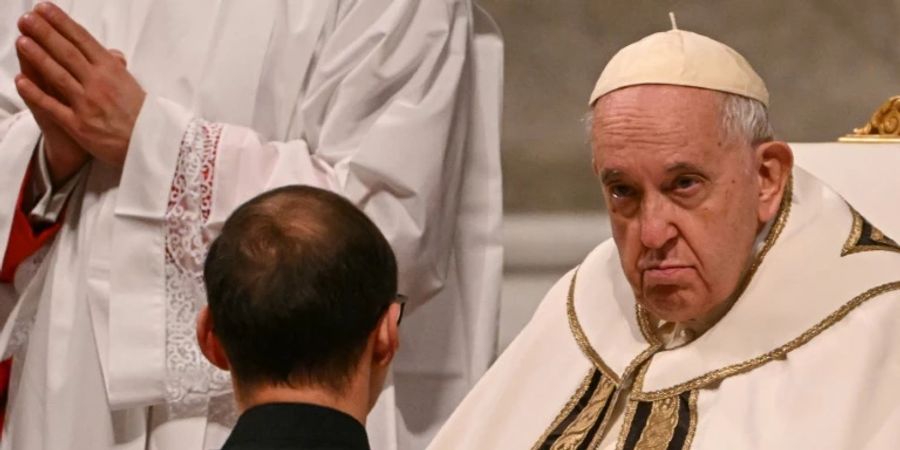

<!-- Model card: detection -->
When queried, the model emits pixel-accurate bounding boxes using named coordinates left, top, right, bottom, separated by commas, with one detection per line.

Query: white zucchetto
left=589, top=29, right=769, bottom=106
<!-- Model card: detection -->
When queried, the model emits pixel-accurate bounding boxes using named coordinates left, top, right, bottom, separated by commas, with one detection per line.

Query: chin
left=641, top=288, right=709, bottom=323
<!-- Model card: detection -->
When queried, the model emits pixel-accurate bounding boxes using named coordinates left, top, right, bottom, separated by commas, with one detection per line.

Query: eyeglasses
left=380, top=294, right=407, bottom=325
left=393, top=294, right=407, bottom=325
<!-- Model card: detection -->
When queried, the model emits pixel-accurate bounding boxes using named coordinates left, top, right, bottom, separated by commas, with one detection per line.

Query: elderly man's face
left=592, top=85, right=763, bottom=323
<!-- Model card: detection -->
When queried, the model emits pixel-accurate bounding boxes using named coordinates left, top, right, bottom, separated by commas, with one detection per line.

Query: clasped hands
left=14, top=2, right=145, bottom=186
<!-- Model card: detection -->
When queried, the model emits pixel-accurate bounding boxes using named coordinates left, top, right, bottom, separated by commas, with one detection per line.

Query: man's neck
left=237, top=382, right=369, bottom=426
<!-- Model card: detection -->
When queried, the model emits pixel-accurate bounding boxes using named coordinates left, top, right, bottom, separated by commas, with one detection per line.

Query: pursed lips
left=640, top=263, right=694, bottom=284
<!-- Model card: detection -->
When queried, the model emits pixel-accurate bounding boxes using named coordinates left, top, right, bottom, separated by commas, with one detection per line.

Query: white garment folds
left=0, top=1, right=503, bottom=449
left=430, top=167, right=900, bottom=450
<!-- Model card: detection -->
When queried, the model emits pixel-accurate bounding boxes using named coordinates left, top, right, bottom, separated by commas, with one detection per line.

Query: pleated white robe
left=0, top=1, right=503, bottom=449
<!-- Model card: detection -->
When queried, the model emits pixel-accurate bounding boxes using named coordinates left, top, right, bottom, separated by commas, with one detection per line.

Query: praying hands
left=14, top=2, right=145, bottom=184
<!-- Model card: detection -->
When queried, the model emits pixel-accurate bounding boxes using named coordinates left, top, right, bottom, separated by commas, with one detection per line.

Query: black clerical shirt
left=221, top=403, right=370, bottom=450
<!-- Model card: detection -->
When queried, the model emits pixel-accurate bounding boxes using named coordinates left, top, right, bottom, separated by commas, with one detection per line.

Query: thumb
left=108, top=49, right=127, bottom=68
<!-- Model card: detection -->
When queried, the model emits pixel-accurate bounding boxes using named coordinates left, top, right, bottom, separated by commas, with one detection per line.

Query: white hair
left=584, top=92, right=775, bottom=147
left=720, top=93, right=774, bottom=146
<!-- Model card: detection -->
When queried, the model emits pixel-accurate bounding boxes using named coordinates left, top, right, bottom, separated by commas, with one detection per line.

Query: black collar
left=222, top=402, right=370, bottom=450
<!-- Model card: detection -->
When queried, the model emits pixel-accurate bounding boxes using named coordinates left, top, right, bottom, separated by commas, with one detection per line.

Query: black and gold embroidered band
left=843, top=209, right=900, bottom=256
left=620, top=390, right=697, bottom=450
left=534, top=369, right=617, bottom=450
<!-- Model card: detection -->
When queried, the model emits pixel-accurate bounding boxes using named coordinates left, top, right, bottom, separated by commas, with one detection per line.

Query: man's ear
left=372, top=304, right=400, bottom=368
left=196, top=306, right=230, bottom=371
left=755, top=141, right=793, bottom=224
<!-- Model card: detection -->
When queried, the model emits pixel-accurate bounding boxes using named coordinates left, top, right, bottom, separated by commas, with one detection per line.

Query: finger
left=16, top=36, right=83, bottom=102
left=18, top=53, right=50, bottom=95
left=17, top=39, right=69, bottom=103
left=14, top=74, right=78, bottom=131
left=17, top=46, right=42, bottom=83
left=108, top=49, right=127, bottom=68
left=18, top=12, right=91, bottom=81
left=19, top=51, right=66, bottom=104
left=33, top=2, right=108, bottom=64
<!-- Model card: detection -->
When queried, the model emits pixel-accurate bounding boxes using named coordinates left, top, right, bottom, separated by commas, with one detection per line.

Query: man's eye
left=609, top=185, right=636, bottom=199
left=673, top=176, right=700, bottom=191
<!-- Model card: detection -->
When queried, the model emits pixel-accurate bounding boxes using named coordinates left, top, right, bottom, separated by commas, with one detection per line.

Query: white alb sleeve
left=26, top=140, right=87, bottom=224
left=107, top=0, right=473, bottom=417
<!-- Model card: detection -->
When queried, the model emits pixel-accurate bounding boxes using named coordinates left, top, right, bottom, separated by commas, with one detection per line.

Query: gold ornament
left=840, top=96, right=900, bottom=143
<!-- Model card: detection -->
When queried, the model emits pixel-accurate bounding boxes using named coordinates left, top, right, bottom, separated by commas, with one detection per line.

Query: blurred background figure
left=198, top=186, right=402, bottom=450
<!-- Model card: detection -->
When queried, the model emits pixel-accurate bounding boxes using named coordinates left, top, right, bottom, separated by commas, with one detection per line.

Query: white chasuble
left=429, top=167, right=900, bottom=450
left=0, top=1, right=503, bottom=449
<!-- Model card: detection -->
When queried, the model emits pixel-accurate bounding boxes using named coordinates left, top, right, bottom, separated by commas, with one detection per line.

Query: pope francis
left=429, top=27, right=900, bottom=450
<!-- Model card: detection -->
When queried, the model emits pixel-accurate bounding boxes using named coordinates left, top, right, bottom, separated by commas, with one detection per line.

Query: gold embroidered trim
left=616, top=365, right=699, bottom=450
left=615, top=395, right=641, bottom=450
left=842, top=208, right=865, bottom=255
left=632, top=281, right=900, bottom=401
left=682, top=390, right=699, bottom=450
left=740, top=174, right=794, bottom=292
left=636, top=304, right=661, bottom=345
left=620, top=344, right=661, bottom=392
left=635, top=175, right=793, bottom=344
left=844, top=208, right=864, bottom=248
left=567, top=268, right=621, bottom=383
left=551, top=376, right=617, bottom=450
left=842, top=208, right=900, bottom=256
left=611, top=362, right=652, bottom=450
left=586, top=388, right=623, bottom=449
left=632, top=355, right=651, bottom=391
left=634, top=395, right=679, bottom=450
left=531, top=370, right=598, bottom=450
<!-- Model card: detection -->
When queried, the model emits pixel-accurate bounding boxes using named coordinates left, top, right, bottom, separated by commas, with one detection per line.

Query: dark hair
left=203, top=185, right=398, bottom=392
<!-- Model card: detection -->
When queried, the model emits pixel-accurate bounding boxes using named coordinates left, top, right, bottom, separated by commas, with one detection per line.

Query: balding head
left=202, top=185, right=398, bottom=394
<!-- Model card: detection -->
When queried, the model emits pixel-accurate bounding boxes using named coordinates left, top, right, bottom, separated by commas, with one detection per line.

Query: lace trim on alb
left=163, top=119, right=235, bottom=422
left=2, top=244, right=50, bottom=360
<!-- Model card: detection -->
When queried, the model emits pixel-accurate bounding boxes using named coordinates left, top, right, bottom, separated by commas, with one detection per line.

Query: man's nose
left=639, top=198, right=678, bottom=250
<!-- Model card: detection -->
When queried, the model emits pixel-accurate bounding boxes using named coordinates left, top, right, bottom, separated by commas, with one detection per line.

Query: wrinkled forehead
left=591, top=85, right=728, bottom=163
